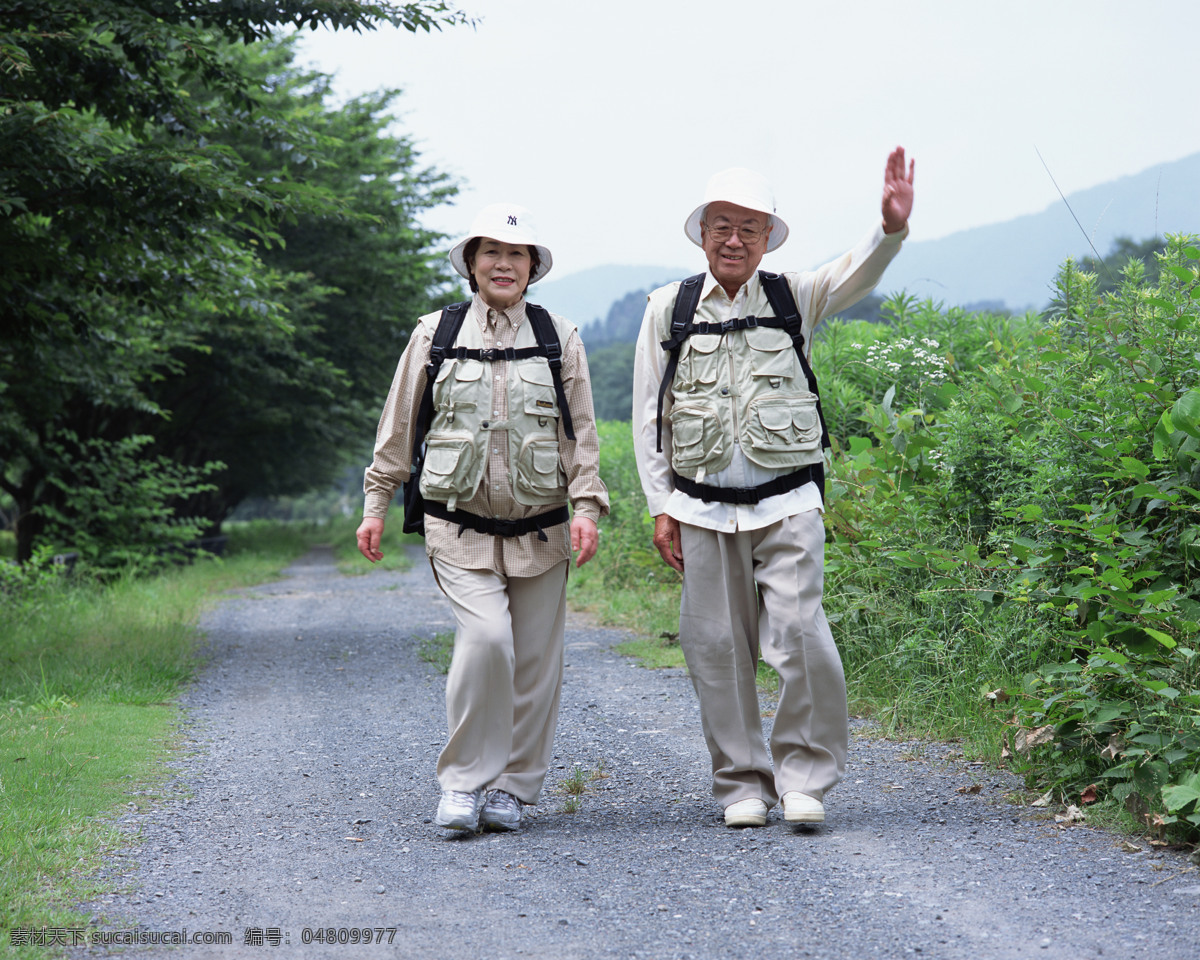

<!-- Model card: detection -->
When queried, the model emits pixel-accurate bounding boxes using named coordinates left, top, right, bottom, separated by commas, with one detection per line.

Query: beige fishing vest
left=669, top=324, right=824, bottom=483
left=417, top=311, right=570, bottom=510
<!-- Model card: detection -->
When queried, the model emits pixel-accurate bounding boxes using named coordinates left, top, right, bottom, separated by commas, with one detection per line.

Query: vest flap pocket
left=420, top=435, right=476, bottom=498
left=517, top=362, right=554, bottom=386
left=531, top=443, right=559, bottom=476
left=515, top=438, right=565, bottom=500
left=684, top=334, right=722, bottom=355
left=680, top=334, right=722, bottom=386
left=434, top=359, right=482, bottom=415
left=745, top=396, right=821, bottom=455
left=519, top=361, right=559, bottom=417
left=758, top=402, right=794, bottom=432
left=669, top=404, right=723, bottom=470
left=747, top=335, right=797, bottom=379
left=449, top=359, right=484, bottom=381
left=792, top=401, right=821, bottom=440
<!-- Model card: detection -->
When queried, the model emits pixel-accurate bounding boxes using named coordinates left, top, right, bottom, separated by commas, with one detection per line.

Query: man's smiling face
left=700, top=201, right=772, bottom=296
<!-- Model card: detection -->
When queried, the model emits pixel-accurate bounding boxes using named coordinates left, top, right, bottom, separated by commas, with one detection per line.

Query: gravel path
left=77, top=545, right=1200, bottom=959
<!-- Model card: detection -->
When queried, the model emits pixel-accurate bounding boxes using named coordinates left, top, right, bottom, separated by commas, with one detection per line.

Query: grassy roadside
left=329, top=515, right=421, bottom=576
left=0, top=518, right=400, bottom=958
left=568, top=556, right=1014, bottom=757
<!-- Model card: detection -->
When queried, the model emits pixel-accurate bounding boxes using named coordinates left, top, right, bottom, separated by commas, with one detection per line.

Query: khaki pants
left=431, top=558, right=568, bottom=804
left=678, top=510, right=848, bottom=807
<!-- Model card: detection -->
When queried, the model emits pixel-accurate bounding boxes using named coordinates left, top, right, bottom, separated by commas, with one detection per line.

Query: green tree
left=0, top=1, right=466, bottom=562
left=127, top=37, right=459, bottom=530
left=587, top=342, right=636, bottom=421
left=1078, top=235, right=1166, bottom=296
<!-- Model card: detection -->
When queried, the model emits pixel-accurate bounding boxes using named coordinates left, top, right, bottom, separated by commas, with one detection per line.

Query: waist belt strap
left=671, top=464, right=824, bottom=505
left=422, top=501, right=570, bottom=542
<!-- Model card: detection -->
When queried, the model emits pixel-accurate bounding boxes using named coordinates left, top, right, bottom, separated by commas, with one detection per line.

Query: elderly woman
left=356, top=203, right=608, bottom=832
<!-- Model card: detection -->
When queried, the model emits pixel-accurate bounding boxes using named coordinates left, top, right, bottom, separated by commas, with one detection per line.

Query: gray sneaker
left=434, top=789, right=484, bottom=831
left=480, top=790, right=523, bottom=831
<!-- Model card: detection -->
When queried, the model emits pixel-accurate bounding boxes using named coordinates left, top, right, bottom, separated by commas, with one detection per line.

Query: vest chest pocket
left=517, top=362, right=559, bottom=419
left=745, top=396, right=821, bottom=453
left=679, top=334, right=722, bottom=391
left=669, top=403, right=724, bottom=472
left=515, top=438, right=565, bottom=499
left=434, top=359, right=483, bottom=418
left=419, top=435, right=477, bottom=500
left=747, top=331, right=799, bottom=382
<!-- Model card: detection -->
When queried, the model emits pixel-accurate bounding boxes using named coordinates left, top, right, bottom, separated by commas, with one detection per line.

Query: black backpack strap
left=413, top=301, right=470, bottom=462
left=525, top=303, right=575, bottom=441
left=403, top=300, right=470, bottom=536
left=759, top=271, right=830, bottom=451
left=656, top=273, right=705, bottom=452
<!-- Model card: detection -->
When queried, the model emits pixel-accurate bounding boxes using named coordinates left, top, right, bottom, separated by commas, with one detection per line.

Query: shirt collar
left=700, top=269, right=761, bottom=305
left=472, top=292, right=525, bottom=331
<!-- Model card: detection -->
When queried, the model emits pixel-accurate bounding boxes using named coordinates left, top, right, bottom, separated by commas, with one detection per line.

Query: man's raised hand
left=882, top=146, right=915, bottom=234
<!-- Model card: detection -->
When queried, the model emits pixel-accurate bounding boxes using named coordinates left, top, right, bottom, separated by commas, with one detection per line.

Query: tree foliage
left=1077, top=235, right=1167, bottom=297
left=822, top=239, right=1200, bottom=837
left=1, top=2, right=465, bottom=563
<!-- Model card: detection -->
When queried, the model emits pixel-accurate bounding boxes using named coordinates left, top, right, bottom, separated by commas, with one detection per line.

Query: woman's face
left=470, top=239, right=532, bottom=311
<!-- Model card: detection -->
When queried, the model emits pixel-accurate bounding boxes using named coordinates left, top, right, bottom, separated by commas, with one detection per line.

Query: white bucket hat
left=683, top=167, right=789, bottom=253
left=448, top=202, right=554, bottom=285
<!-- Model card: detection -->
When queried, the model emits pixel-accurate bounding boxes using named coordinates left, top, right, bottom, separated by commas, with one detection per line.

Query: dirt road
left=77, top=547, right=1200, bottom=959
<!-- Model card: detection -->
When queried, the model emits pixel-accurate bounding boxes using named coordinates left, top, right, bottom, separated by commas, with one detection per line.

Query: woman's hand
left=356, top=516, right=385, bottom=562
left=571, top=516, right=599, bottom=567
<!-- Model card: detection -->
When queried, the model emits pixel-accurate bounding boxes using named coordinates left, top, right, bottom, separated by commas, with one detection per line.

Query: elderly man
left=632, top=148, right=914, bottom=827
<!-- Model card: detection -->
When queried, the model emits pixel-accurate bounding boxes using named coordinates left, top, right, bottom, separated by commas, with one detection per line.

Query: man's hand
left=570, top=516, right=599, bottom=568
left=882, top=145, right=915, bottom=234
left=356, top=516, right=385, bottom=562
left=653, top=514, right=684, bottom=573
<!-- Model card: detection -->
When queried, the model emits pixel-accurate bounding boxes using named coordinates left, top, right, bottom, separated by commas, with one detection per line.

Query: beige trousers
left=678, top=509, right=848, bottom=807
left=431, top=558, right=568, bottom=804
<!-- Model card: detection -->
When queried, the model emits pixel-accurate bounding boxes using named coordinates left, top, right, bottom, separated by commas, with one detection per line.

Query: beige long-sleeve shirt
left=364, top=293, right=609, bottom=576
left=632, top=222, right=906, bottom=533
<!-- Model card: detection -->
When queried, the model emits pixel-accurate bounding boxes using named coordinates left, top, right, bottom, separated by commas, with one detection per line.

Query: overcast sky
left=294, top=0, right=1200, bottom=279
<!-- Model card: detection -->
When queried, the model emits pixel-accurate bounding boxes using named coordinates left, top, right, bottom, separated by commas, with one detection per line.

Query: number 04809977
left=301, top=928, right=396, bottom=945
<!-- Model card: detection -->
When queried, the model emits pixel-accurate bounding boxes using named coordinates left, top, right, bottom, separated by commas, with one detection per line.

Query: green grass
left=557, top=761, right=609, bottom=814
left=0, top=522, right=325, bottom=959
left=324, top=514, right=420, bottom=575
left=1, top=701, right=176, bottom=949
left=417, top=630, right=455, bottom=675
left=566, top=560, right=686, bottom=669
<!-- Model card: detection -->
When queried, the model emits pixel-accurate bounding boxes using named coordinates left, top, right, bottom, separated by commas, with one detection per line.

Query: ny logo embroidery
left=507, top=215, right=518, bottom=226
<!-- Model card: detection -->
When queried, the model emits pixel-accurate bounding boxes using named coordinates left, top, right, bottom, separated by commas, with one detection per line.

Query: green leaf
left=882, top=384, right=896, bottom=417
left=1171, top=388, right=1200, bottom=439
left=1118, top=457, right=1150, bottom=479
left=1142, top=627, right=1177, bottom=649
left=1161, top=774, right=1200, bottom=814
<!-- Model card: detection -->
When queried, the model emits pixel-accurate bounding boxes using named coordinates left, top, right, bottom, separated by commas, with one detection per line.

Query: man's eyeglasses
left=703, top=221, right=768, bottom=244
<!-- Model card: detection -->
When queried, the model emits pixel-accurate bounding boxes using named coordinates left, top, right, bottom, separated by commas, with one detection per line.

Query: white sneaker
left=782, top=790, right=825, bottom=823
left=724, top=798, right=768, bottom=827
left=480, top=790, right=523, bottom=831
left=434, top=789, right=484, bottom=831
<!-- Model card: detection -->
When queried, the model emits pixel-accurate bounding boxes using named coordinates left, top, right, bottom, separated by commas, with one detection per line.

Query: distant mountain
left=878, top=152, right=1200, bottom=309
left=530, top=153, right=1200, bottom=338
left=529, top=264, right=688, bottom=330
